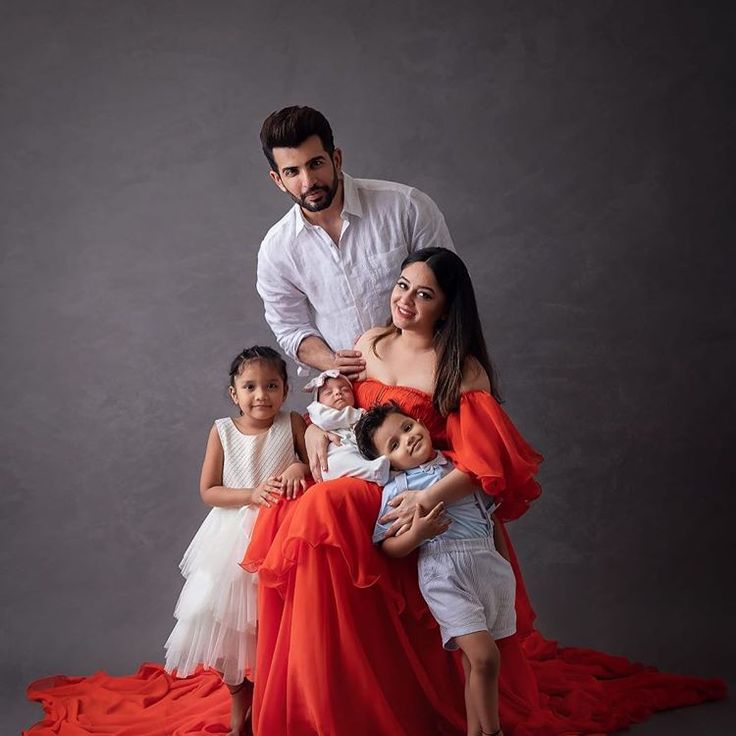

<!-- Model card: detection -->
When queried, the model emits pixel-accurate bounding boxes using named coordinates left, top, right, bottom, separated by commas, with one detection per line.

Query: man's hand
left=305, top=423, right=342, bottom=483
left=332, top=349, right=365, bottom=380
left=296, top=337, right=364, bottom=377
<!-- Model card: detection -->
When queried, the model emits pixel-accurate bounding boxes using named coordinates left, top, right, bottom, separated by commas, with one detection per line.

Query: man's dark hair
left=354, top=401, right=405, bottom=460
left=260, top=106, right=335, bottom=172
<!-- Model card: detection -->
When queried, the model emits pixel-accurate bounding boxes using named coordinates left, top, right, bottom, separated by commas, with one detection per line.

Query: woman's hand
left=305, top=423, right=342, bottom=483
left=379, top=491, right=428, bottom=537
left=251, top=478, right=284, bottom=508
left=278, top=462, right=310, bottom=500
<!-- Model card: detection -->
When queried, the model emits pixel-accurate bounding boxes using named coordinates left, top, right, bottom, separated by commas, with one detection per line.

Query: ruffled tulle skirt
left=165, top=505, right=258, bottom=685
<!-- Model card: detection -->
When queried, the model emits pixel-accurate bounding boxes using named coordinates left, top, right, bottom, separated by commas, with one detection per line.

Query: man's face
left=269, top=135, right=342, bottom=213
left=372, top=412, right=434, bottom=471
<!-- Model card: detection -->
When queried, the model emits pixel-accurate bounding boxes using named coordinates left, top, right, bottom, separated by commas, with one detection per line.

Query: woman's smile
left=394, top=302, right=415, bottom=320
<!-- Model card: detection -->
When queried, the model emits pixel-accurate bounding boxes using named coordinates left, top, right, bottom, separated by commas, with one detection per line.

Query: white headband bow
left=303, top=369, right=351, bottom=399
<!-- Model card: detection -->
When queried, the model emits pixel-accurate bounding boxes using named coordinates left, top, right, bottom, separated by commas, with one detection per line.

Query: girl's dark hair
left=354, top=401, right=405, bottom=460
left=228, top=346, right=288, bottom=388
left=372, top=247, right=501, bottom=416
left=260, top=106, right=335, bottom=172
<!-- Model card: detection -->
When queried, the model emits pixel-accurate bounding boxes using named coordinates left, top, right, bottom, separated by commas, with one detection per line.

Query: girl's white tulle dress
left=164, top=411, right=296, bottom=685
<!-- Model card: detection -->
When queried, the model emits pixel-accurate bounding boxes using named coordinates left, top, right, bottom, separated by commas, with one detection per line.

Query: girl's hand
left=305, top=423, right=342, bottom=483
left=379, top=491, right=427, bottom=538
left=252, top=477, right=284, bottom=508
left=413, top=502, right=451, bottom=543
left=279, top=462, right=309, bottom=500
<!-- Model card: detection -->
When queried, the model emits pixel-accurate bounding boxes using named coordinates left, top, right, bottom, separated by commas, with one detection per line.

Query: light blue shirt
left=372, top=452, right=495, bottom=545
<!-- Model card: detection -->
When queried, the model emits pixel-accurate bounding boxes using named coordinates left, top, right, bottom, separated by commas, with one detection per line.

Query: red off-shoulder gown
left=241, top=381, right=725, bottom=735
left=24, top=381, right=725, bottom=735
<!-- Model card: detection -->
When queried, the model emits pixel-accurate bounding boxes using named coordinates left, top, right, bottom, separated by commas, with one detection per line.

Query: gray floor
left=9, top=676, right=733, bottom=735
left=628, top=696, right=735, bottom=736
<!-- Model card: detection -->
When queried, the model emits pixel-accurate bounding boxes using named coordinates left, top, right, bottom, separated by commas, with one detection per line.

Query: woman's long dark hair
left=372, top=247, right=501, bottom=416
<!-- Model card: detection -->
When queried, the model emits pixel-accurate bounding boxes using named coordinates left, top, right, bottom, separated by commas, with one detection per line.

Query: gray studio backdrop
left=2, top=1, right=734, bottom=732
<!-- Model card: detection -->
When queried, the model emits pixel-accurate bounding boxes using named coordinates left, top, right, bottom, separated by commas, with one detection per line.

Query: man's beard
left=289, top=166, right=340, bottom=213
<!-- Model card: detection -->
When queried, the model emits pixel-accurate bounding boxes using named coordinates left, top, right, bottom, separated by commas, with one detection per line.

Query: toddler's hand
left=252, top=477, right=284, bottom=508
left=380, top=491, right=425, bottom=537
left=413, top=502, right=451, bottom=543
left=278, top=462, right=309, bottom=500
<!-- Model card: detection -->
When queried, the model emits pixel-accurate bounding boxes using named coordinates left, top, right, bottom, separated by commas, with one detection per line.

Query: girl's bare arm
left=199, top=425, right=282, bottom=508
left=290, top=411, right=310, bottom=465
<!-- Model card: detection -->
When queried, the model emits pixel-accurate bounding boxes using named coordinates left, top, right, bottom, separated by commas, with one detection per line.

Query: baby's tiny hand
left=279, top=462, right=309, bottom=500
left=413, top=502, right=451, bottom=542
left=252, top=477, right=284, bottom=508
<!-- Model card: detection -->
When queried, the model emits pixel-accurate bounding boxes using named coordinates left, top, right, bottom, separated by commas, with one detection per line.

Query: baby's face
left=317, top=377, right=355, bottom=410
left=372, top=412, right=434, bottom=471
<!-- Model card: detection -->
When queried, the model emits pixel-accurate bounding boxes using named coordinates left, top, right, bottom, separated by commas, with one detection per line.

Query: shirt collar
left=293, top=204, right=308, bottom=237
left=341, top=173, right=363, bottom=218
left=418, top=451, right=447, bottom=472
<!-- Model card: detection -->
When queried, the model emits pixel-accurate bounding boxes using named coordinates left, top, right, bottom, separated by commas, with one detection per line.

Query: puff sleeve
left=445, top=391, right=543, bottom=522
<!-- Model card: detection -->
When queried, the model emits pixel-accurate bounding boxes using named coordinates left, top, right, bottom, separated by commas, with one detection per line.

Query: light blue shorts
left=418, top=536, right=516, bottom=650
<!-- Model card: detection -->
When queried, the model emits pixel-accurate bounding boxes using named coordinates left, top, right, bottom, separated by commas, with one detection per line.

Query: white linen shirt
left=257, top=173, right=455, bottom=368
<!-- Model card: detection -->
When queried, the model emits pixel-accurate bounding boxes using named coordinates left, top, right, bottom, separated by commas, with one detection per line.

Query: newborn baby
left=304, top=370, right=390, bottom=484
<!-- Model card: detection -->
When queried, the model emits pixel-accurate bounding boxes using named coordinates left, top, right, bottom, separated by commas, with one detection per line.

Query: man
left=256, top=106, right=455, bottom=377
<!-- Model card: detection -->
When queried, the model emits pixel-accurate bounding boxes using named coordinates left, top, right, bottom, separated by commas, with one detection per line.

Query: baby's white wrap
left=306, top=402, right=390, bottom=485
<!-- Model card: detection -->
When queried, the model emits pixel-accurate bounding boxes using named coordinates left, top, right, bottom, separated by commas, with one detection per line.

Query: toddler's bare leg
left=461, top=651, right=481, bottom=736
left=454, top=631, right=501, bottom=736
left=226, top=679, right=254, bottom=736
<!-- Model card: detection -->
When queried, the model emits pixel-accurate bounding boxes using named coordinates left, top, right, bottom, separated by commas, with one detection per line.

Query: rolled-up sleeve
left=406, top=188, right=456, bottom=253
left=256, top=248, right=320, bottom=363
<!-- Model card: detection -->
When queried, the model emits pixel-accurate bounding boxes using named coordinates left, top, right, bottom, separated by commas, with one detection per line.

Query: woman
left=244, top=248, right=724, bottom=735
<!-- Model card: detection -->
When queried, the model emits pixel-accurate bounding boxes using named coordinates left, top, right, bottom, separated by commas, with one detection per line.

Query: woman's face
left=390, top=261, right=447, bottom=334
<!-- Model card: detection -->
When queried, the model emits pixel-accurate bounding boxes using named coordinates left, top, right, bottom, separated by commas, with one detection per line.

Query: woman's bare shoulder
left=460, top=357, right=491, bottom=393
left=354, top=326, right=390, bottom=353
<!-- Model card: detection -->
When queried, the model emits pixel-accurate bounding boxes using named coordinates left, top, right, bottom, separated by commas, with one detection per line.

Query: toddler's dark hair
left=228, top=346, right=288, bottom=388
left=354, top=401, right=406, bottom=460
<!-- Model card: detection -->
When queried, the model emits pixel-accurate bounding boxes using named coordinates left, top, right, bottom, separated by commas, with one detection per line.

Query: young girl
left=164, top=346, right=309, bottom=736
